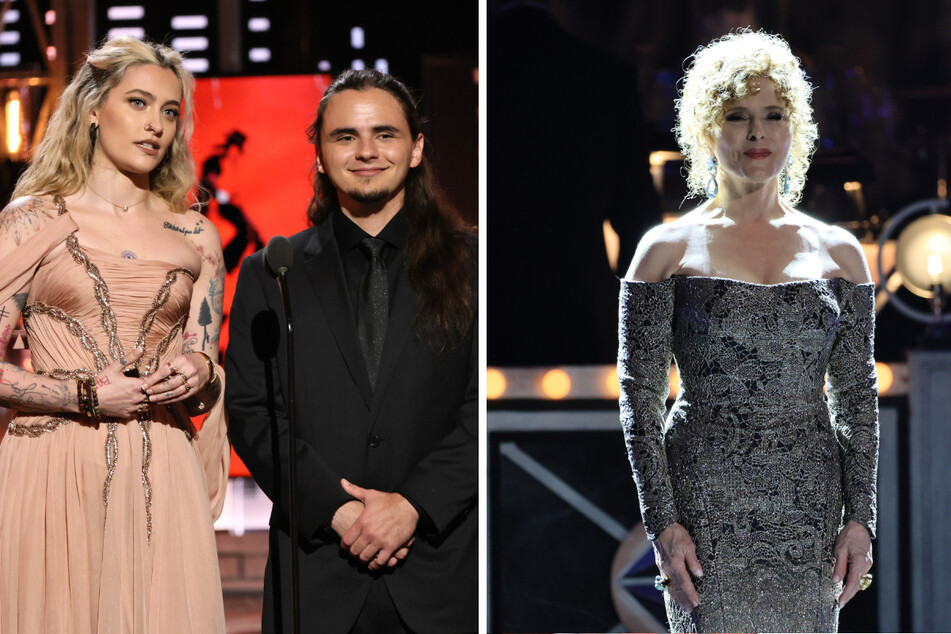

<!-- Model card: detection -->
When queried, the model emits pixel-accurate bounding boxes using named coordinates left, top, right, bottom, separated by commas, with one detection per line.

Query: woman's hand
left=654, top=521, right=704, bottom=612
left=833, top=520, right=873, bottom=608
left=141, top=352, right=212, bottom=405
left=94, top=347, right=147, bottom=418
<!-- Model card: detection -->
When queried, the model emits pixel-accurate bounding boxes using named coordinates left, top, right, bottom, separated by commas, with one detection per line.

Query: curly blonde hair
left=675, top=29, right=818, bottom=205
left=13, top=36, right=196, bottom=210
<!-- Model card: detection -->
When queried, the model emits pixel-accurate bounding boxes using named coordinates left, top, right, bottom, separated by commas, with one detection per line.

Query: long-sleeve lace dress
left=618, top=276, right=878, bottom=633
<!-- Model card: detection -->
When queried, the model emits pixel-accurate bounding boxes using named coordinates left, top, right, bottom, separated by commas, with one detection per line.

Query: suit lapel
left=301, top=218, right=373, bottom=409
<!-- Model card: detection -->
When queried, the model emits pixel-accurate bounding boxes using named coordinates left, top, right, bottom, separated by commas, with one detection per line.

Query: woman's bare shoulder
left=794, top=211, right=871, bottom=284
left=624, top=209, right=705, bottom=282
left=0, top=195, right=60, bottom=246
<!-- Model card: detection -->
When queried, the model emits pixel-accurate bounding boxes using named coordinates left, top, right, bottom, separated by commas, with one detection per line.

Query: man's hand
left=340, top=478, right=419, bottom=571
left=330, top=499, right=364, bottom=536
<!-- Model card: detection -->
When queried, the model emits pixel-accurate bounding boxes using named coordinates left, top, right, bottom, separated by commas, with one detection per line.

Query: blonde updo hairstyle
left=675, top=29, right=818, bottom=205
left=13, top=36, right=196, bottom=210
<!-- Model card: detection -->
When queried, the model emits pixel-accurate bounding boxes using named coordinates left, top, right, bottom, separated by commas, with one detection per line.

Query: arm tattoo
left=0, top=324, right=11, bottom=351
left=12, top=293, right=27, bottom=312
left=195, top=244, right=225, bottom=353
left=0, top=198, right=51, bottom=245
left=182, top=330, right=199, bottom=354
left=0, top=365, right=74, bottom=412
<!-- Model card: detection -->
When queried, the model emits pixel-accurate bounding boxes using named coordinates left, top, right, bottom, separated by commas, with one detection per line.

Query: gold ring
left=181, top=374, right=191, bottom=393
left=168, top=365, right=181, bottom=376
left=654, top=575, right=671, bottom=592
left=859, top=573, right=872, bottom=591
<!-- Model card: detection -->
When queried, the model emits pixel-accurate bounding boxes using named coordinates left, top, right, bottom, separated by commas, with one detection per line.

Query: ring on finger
left=180, top=373, right=191, bottom=393
left=654, top=574, right=671, bottom=591
left=858, top=573, right=873, bottom=591
left=168, top=365, right=181, bottom=377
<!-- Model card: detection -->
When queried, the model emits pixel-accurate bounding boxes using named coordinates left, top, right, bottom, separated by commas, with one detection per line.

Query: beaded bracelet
left=76, top=377, right=100, bottom=419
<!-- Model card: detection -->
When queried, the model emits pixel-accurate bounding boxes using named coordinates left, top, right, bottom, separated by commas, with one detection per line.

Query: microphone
left=262, top=233, right=300, bottom=633
left=264, top=235, right=294, bottom=276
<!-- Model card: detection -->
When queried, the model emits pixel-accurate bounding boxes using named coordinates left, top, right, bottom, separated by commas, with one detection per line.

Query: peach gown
left=0, top=200, right=229, bottom=633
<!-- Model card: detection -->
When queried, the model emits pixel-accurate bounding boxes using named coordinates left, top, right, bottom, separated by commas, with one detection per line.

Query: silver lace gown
left=618, top=276, right=878, bottom=633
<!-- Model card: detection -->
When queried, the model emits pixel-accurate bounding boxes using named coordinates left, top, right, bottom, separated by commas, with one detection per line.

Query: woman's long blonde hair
left=675, top=29, right=818, bottom=206
left=13, top=36, right=196, bottom=210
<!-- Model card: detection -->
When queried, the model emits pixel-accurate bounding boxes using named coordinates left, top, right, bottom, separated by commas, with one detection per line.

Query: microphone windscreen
left=264, top=235, right=294, bottom=276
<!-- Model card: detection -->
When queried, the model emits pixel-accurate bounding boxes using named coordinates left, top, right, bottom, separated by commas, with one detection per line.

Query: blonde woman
left=618, top=30, right=877, bottom=632
left=0, top=37, right=228, bottom=632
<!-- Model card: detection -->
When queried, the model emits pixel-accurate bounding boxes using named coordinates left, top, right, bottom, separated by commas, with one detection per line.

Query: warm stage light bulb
left=895, top=214, right=951, bottom=297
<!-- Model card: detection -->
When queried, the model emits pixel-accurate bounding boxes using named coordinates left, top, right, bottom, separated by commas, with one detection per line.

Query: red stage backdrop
left=191, top=74, right=332, bottom=476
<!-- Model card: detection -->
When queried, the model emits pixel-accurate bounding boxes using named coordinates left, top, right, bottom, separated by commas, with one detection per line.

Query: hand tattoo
left=121, top=250, right=137, bottom=259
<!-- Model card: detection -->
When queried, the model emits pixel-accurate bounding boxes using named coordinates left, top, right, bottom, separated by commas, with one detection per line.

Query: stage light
left=0, top=32, right=19, bottom=45
left=182, top=58, right=209, bottom=73
left=374, top=59, right=389, bottom=74
left=895, top=214, right=951, bottom=297
left=171, top=37, right=209, bottom=52
left=0, top=52, right=21, bottom=67
left=107, top=27, right=145, bottom=39
left=878, top=198, right=951, bottom=330
left=46, top=46, right=56, bottom=61
left=541, top=369, right=571, bottom=400
left=248, top=48, right=271, bottom=63
left=45, top=10, right=55, bottom=25
left=351, top=59, right=365, bottom=71
left=3, top=9, right=19, bottom=23
left=6, top=91, right=21, bottom=154
left=318, top=60, right=331, bottom=72
left=487, top=368, right=506, bottom=400
left=171, top=15, right=208, bottom=30
left=351, top=27, right=365, bottom=50
left=875, top=362, right=893, bottom=393
left=248, top=18, right=270, bottom=32
left=668, top=366, right=680, bottom=397
left=605, top=368, right=620, bottom=399
left=107, top=6, right=144, bottom=21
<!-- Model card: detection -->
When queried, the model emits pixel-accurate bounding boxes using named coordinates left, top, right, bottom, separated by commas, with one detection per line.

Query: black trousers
left=348, top=578, right=414, bottom=634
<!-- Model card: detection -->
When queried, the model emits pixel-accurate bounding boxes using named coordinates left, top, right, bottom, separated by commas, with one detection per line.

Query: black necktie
left=357, top=237, right=388, bottom=388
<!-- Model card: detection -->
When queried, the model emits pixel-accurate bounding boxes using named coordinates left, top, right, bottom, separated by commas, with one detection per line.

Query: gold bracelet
left=195, top=351, right=219, bottom=388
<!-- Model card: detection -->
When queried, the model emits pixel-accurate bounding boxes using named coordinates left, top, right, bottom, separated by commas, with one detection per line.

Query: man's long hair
left=307, top=70, right=475, bottom=351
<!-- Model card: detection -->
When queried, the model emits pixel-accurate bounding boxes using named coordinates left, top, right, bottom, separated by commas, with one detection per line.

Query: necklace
left=85, top=184, right=150, bottom=213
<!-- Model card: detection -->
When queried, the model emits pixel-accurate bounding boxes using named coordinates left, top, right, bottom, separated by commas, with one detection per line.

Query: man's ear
left=410, top=133, right=424, bottom=168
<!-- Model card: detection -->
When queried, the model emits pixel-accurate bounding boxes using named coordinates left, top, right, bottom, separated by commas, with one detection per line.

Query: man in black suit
left=225, top=70, right=477, bottom=634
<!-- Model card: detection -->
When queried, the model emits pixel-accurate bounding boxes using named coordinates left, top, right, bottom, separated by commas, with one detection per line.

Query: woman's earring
left=782, top=155, right=792, bottom=196
left=89, top=122, right=99, bottom=144
left=705, top=156, right=718, bottom=198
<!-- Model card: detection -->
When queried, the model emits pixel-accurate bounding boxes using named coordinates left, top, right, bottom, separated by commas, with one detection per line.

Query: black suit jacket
left=225, top=213, right=477, bottom=634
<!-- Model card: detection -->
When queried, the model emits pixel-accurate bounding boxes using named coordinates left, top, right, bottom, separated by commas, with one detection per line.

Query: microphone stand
left=275, top=266, right=300, bottom=634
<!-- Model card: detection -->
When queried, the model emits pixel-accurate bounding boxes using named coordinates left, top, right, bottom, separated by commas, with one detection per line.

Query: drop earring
left=89, top=122, right=99, bottom=144
left=705, top=156, right=719, bottom=198
left=782, top=155, right=792, bottom=196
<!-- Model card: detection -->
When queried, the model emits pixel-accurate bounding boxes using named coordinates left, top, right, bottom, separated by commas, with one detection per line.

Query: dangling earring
left=782, top=155, right=792, bottom=196
left=705, top=156, right=719, bottom=198
left=89, top=122, right=99, bottom=144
